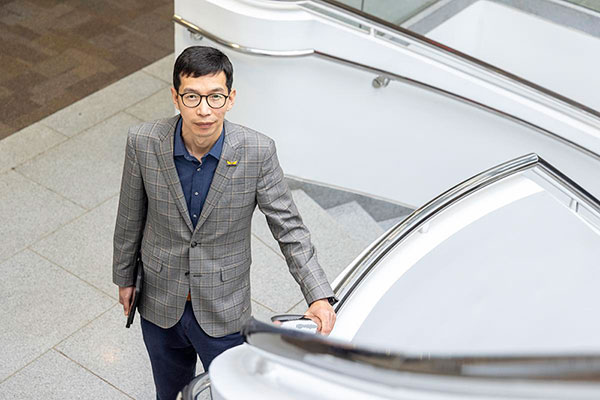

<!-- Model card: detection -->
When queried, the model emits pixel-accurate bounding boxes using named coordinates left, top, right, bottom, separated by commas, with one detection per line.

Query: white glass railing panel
left=335, top=0, right=440, bottom=25
left=320, top=0, right=600, bottom=112
left=424, top=0, right=600, bottom=112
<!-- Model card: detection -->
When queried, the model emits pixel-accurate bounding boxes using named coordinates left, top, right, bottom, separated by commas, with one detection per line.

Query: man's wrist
left=326, top=296, right=338, bottom=306
left=312, top=296, right=338, bottom=306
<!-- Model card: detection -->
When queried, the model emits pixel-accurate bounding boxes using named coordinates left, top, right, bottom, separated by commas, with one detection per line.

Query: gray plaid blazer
left=113, top=116, right=334, bottom=337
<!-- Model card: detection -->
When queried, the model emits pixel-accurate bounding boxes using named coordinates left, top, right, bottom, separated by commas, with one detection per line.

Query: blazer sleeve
left=256, top=139, right=334, bottom=305
left=112, top=129, right=147, bottom=287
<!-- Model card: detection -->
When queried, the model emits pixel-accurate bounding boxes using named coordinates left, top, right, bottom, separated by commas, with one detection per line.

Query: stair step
left=252, top=189, right=365, bottom=283
left=326, top=201, right=384, bottom=248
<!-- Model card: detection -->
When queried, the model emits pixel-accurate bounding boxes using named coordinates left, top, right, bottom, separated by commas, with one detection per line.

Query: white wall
left=175, top=0, right=600, bottom=207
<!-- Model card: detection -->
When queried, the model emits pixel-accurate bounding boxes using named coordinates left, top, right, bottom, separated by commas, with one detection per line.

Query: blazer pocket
left=143, top=255, right=163, bottom=273
left=220, top=259, right=250, bottom=282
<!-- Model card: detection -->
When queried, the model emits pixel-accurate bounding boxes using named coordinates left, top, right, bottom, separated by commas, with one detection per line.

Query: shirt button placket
left=191, top=159, right=201, bottom=222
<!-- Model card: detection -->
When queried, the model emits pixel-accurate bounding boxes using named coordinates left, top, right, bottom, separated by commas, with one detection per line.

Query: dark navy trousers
left=141, top=301, right=244, bottom=400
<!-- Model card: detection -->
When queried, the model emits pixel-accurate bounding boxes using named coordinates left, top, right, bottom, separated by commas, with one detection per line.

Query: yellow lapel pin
left=226, top=160, right=238, bottom=166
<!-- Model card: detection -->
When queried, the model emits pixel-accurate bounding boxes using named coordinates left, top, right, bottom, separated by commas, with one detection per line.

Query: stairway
left=249, top=183, right=414, bottom=321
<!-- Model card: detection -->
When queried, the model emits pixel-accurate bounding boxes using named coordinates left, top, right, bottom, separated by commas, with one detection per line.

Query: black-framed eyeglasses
left=178, top=92, right=229, bottom=109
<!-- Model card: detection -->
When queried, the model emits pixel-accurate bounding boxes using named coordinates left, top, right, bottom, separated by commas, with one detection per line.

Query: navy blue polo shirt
left=173, top=117, right=224, bottom=229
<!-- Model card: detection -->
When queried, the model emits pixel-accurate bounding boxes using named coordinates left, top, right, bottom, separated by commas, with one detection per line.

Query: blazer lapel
left=194, top=121, right=240, bottom=233
left=156, top=117, right=194, bottom=233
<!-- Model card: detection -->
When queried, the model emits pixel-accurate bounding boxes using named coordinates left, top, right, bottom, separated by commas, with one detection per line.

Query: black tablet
left=126, top=258, right=144, bottom=328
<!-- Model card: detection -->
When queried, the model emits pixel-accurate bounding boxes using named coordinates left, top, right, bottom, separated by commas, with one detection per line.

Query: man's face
left=171, top=71, right=236, bottom=141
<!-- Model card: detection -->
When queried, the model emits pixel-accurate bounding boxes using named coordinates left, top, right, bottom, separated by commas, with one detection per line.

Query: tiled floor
left=0, top=0, right=173, bottom=140
left=0, top=46, right=375, bottom=397
left=0, top=54, right=306, bottom=399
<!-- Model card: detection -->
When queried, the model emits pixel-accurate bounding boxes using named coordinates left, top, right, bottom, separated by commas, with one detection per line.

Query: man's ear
left=226, top=89, right=237, bottom=111
left=171, top=87, right=180, bottom=112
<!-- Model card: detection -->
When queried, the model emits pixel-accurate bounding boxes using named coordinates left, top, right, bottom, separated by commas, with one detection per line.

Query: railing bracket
left=188, top=30, right=204, bottom=41
left=372, top=75, right=390, bottom=88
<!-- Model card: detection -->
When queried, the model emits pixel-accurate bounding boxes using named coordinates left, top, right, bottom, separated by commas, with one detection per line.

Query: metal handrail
left=243, top=318, right=600, bottom=381
left=172, top=14, right=600, bottom=162
left=173, top=14, right=313, bottom=57
left=333, top=152, right=536, bottom=306
left=274, top=0, right=600, bottom=121
left=332, top=152, right=600, bottom=309
left=240, top=155, right=600, bottom=380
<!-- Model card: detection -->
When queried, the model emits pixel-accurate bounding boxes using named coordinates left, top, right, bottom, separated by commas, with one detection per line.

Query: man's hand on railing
left=304, top=298, right=336, bottom=335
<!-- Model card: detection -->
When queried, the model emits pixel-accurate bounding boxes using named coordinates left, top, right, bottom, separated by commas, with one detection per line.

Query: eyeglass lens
left=181, top=93, right=227, bottom=109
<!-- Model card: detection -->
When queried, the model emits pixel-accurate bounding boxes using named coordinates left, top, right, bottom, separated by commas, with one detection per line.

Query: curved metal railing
left=243, top=317, right=600, bottom=381
left=241, top=152, right=600, bottom=380
left=331, top=152, right=600, bottom=310
left=172, top=14, right=600, bottom=162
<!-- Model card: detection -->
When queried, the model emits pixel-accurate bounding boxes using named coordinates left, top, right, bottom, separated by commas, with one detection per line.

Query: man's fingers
left=314, top=317, right=323, bottom=333
left=320, top=312, right=335, bottom=335
left=304, top=300, right=337, bottom=335
left=314, top=309, right=336, bottom=335
left=305, top=313, right=322, bottom=332
left=122, top=295, right=130, bottom=316
left=118, top=286, right=135, bottom=316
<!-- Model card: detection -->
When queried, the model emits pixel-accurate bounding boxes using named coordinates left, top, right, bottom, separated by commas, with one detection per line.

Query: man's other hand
left=304, top=299, right=336, bottom=335
left=119, top=286, right=136, bottom=316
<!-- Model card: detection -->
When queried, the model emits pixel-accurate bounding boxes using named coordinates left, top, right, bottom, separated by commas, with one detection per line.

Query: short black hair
left=173, top=46, right=234, bottom=92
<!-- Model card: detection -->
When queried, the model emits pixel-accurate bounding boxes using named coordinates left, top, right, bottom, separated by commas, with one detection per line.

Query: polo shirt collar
left=174, top=116, right=225, bottom=160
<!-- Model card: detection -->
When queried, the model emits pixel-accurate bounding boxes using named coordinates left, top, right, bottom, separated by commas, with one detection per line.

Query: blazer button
left=191, top=241, right=198, bottom=248
left=184, top=271, right=190, bottom=276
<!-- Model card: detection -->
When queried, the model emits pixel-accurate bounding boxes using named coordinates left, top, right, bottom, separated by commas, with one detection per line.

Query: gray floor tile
left=291, top=190, right=366, bottom=282
left=40, top=70, right=167, bottom=137
left=0, top=123, right=67, bottom=174
left=55, top=304, right=201, bottom=399
left=0, top=350, right=129, bottom=400
left=0, top=250, right=115, bottom=382
left=31, top=196, right=120, bottom=299
left=142, top=53, right=175, bottom=83
left=326, top=201, right=384, bottom=248
left=55, top=304, right=153, bottom=398
left=125, top=87, right=177, bottom=122
left=17, top=112, right=142, bottom=209
left=251, top=207, right=276, bottom=245
left=250, top=237, right=305, bottom=313
left=251, top=299, right=276, bottom=323
left=252, top=190, right=364, bottom=283
left=0, top=170, right=85, bottom=262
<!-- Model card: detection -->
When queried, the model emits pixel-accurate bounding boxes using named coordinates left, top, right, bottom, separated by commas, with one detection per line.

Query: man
left=113, top=46, right=336, bottom=399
